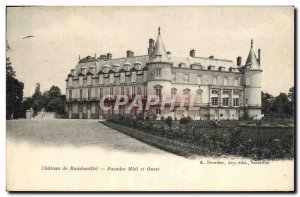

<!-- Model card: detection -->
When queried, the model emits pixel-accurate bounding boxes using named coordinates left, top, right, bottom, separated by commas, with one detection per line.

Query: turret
left=146, top=27, right=173, bottom=104
left=243, top=39, right=263, bottom=119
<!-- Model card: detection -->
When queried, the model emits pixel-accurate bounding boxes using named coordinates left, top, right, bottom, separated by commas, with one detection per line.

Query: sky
left=6, top=6, right=294, bottom=97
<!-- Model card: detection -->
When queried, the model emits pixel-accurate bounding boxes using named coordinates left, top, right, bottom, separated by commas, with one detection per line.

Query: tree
left=270, top=92, right=293, bottom=116
left=6, top=41, right=24, bottom=119
left=48, top=86, right=61, bottom=97
left=261, top=91, right=275, bottom=115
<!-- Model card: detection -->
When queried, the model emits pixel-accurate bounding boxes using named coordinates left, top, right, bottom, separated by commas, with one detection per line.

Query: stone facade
left=65, top=28, right=262, bottom=120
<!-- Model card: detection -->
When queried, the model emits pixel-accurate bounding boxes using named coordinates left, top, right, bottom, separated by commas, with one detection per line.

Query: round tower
left=243, top=39, right=262, bottom=119
left=146, top=27, right=173, bottom=116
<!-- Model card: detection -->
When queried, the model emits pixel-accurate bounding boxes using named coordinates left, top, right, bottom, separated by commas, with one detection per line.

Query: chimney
left=237, top=56, right=242, bottom=66
left=127, top=50, right=134, bottom=58
left=190, top=49, right=196, bottom=57
left=258, top=49, right=261, bottom=64
left=148, top=38, right=155, bottom=55
left=78, top=55, right=81, bottom=61
left=209, top=55, right=214, bottom=59
left=100, top=54, right=107, bottom=60
left=107, top=53, right=112, bottom=60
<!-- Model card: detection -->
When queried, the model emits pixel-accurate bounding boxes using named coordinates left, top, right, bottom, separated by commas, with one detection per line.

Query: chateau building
left=65, top=28, right=262, bottom=120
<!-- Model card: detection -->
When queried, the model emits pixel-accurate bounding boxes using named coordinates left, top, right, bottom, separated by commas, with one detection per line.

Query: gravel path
left=6, top=119, right=170, bottom=154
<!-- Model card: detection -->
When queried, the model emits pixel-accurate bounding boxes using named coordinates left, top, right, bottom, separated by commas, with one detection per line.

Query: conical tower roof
left=245, top=39, right=260, bottom=69
left=149, top=27, right=171, bottom=63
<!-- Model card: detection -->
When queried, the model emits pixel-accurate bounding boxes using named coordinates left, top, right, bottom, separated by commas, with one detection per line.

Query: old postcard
left=6, top=6, right=295, bottom=191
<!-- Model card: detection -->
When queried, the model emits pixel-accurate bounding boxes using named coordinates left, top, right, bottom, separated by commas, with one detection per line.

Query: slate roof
left=149, top=27, right=171, bottom=63
left=245, top=39, right=261, bottom=70
left=69, top=28, right=239, bottom=78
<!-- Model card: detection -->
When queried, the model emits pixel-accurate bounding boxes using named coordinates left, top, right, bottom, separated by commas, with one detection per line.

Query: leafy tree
left=6, top=41, right=24, bottom=119
left=261, top=91, right=275, bottom=115
left=48, top=86, right=61, bottom=97
left=271, top=93, right=290, bottom=115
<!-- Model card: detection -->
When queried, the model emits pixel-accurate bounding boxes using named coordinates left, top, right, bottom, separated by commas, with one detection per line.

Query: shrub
left=165, top=116, right=173, bottom=131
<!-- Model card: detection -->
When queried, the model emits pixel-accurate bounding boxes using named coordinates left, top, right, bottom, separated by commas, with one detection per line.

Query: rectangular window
left=246, top=78, right=251, bottom=86
left=233, top=98, right=239, bottom=106
left=234, top=78, right=238, bottom=86
left=79, top=76, right=83, bottom=86
left=99, top=75, right=103, bottom=84
left=224, top=77, right=228, bottom=86
left=184, top=74, right=189, bottom=83
left=120, top=73, right=125, bottom=83
left=172, top=73, right=176, bottom=82
left=233, top=90, right=239, bottom=95
left=197, top=76, right=202, bottom=84
left=87, top=76, right=92, bottom=86
left=88, top=89, right=91, bottom=100
left=211, top=97, right=218, bottom=106
left=80, top=89, right=83, bottom=100
left=213, top=76, right=217, bottom=85
left=223, top=90, right=230, bottom=95
left=155, top=69, right=161, bottom=78
left=143, top=71, right=147, bottom=82
left=196, top=93, right=202, bottom=103
left=109, top=74, right=114, bottom=84
left=222, top=98, right=229, bottom=106
left=144, top=86, right=147, bottom=97
left=155, top=89, right=162, bottom=99
left=156, top=108, right=161, bottom=115
left=137, top=87, right=142, bottom=95
left=68, top=77, right=72, bottom=86
left=171, top=91, right=176, bottom=100
left=126, top=87, right=130, bottom=95
left=212, top=90, right=219, bottom=95
left=69, top=90, right=72, bottom=101
left=110, top=87, right=114, bottom=96
left=99, top=88, right=103, bottom=98
left=121, top=87, right=124, bottom=96
left=132, top=86, right=136, bottom=97
left=131, top=72, right=137, bottom=83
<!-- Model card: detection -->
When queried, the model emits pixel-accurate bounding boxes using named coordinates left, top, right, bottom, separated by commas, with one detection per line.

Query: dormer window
left=190, top=64, right=202, bottom=69
left=229, top=67, right=235, bottom=72
left=218, top=66, right=225, bottom=71
left=134, top=62, right=142, bottom=70
left=113, top=64, right=120, bottom=72
left=103, top=65, right=110, bottom=73
left=124, top=62, right=131, bottom=71
left=81, top=67, right=87, bottom=75
left=179, top=63, right=186, bottom=68
left=208, top=65, right=215, bottom=71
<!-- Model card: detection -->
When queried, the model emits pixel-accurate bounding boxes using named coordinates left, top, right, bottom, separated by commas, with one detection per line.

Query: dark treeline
left=261, top=87, right=294, bottom=119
